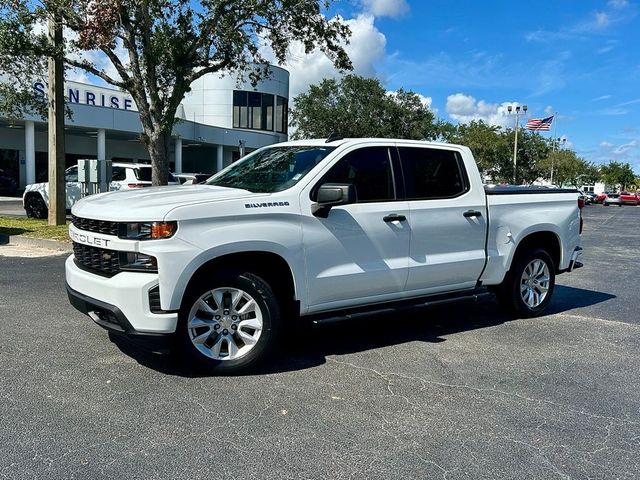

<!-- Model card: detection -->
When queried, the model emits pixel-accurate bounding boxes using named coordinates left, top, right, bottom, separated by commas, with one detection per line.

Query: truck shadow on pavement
left=109, top=285, right=615, bottom=377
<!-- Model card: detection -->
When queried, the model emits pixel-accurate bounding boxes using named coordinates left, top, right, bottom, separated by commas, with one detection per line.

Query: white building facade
left=0, top=66, right=289, bottom=189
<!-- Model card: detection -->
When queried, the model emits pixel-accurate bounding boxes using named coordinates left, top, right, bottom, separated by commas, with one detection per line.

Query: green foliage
left=446, top=121, right=509, bottom=178
left=0, top=1, right=51, bottom=118
left=290, top=75, right=436, bottom=140
left=600, top=161, right=637, bottom=190
left=538, top=149, right=598, bottom=187
left=0, top=0, right=352, bottom=184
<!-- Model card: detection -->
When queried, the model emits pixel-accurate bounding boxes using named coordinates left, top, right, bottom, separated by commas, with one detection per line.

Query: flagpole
left=550, top=111, right=558, bottom=185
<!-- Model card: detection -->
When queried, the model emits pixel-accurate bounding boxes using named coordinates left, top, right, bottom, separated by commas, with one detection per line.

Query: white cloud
left=592, top=95, right=612, bottom=101
left=594, top=12, right=610, bottom=28
left=544, top=105, right=555, bottom=116
left=445, top=93, right=519, bottom=127
left=265, top=14, right=387, bottom=98
left=600, top=141, right=614, bottom=148
left=361, top=0, right=410, bottom=18
left=608, top=0, right=629, bottom=8
left=613, top=140, right=638, bottom=154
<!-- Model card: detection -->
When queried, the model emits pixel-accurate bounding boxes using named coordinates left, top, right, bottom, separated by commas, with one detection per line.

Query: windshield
left=206, top=146, right=336, bottom=193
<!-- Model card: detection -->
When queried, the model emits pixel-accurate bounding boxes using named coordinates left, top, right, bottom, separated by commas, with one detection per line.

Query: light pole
left=507, top=104, right=527, bottom=184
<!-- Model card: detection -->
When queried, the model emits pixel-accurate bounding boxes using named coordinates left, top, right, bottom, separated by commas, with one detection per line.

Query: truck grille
left=72, top=243, right=121, bottom=275
left=72, top=215, right=119, bottom=237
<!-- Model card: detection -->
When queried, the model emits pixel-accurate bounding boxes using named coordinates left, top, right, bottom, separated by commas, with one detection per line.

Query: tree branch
left=64, top=57, right=126, bottom=88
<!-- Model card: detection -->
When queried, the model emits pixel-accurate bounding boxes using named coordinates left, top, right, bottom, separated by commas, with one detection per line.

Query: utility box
left=78, top=159, right=112, bottom=197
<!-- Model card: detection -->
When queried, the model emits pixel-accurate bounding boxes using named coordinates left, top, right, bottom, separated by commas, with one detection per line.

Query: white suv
left=23, top=163, right=177, bottom=218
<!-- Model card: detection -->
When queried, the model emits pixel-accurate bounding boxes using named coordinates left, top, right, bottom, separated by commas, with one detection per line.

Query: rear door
left=398, top=146, right=487, bottom=293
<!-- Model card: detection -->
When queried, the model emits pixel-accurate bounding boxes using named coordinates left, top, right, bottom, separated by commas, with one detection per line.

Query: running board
left=308, top=290, right=494, bottom=326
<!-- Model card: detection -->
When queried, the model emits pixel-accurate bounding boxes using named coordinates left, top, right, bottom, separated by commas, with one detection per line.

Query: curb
left=0, top=234, right=72, bottom=252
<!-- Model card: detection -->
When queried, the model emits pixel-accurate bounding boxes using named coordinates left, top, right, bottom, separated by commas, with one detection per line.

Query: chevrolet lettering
left=69, top=229, right=110, bottom=248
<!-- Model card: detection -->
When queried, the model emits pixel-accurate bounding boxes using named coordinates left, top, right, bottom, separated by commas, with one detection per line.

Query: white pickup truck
left=66, top=138, right=584, bottom=374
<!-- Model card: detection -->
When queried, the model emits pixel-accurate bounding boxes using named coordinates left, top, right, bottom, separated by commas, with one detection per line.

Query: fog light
left=119, top=252, right=158, bottom=272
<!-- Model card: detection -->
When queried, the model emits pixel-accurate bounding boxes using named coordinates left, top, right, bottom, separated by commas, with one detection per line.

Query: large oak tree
left=290, top=75, right=437, bottom=140
left=0, top=0, right=352, bottom=185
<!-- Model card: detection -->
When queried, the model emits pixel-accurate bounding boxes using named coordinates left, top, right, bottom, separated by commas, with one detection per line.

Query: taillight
left=578, top=197, right=584, bottom=234
left=128, top=183, right=144, bottom=188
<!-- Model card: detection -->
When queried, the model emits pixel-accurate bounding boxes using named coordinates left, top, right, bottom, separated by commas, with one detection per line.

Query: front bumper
left=65, top=255, right=178, bottom=334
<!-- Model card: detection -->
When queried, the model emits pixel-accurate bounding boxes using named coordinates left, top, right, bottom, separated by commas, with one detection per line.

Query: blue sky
left=67, top=0, right=639, bottom=172
left=304, top=0, right=639, bottom=172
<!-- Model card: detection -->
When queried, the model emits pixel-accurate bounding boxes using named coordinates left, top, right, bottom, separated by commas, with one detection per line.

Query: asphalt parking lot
left=1, top=205, right=639, bottom=479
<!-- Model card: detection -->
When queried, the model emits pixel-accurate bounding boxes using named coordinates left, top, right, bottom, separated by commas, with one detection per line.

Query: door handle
left=463, top=210, right=482, bottom=218
left=383, top=214, right=406, bottom=222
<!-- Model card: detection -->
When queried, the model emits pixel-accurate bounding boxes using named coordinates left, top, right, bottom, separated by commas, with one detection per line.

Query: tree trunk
left=147, top=132, right=170, bottom=186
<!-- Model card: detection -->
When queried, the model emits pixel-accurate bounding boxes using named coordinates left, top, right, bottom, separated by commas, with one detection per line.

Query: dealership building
left=0, top=65, right=289, bottom=188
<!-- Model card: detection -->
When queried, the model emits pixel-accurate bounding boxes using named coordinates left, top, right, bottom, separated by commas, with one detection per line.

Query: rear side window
left=134, top=167, right=152, bottom=182
left=111, top=166, right=126, bottom=181
left=314, top=147, right=395, bottom=202
left=65, top=166, right=78, bottom=182
left=398, top=147, right=468, bottom=200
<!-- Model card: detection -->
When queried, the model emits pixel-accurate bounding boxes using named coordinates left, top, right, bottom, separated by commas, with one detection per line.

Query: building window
left=233, top=91, right=281, bottom=132
left=276, top=96, right=288, bottom=134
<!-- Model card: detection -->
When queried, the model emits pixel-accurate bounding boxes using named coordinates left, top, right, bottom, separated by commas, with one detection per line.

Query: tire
left=177, top=271, right=281, bottom=374
left=25, top=195, right=48, bottom=219
left=496, top=248, right=555, bottom=318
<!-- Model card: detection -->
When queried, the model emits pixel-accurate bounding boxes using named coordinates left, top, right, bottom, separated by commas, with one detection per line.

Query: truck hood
left=71, top=185, right=260, bottom=221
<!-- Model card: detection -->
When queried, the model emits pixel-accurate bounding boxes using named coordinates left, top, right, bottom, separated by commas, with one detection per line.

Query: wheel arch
left=176, top=250, right=299, bottom=315
left=509, top=230, right=562, bottom=274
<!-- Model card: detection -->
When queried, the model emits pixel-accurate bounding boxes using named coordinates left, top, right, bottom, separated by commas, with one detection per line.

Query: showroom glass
left=233, top=91, right=283, bottom=132
left=206, top=146, right=336, bottom=193
left=315, top=147, right=395, bottom=202
left=398, top=147, right=468, bottom=199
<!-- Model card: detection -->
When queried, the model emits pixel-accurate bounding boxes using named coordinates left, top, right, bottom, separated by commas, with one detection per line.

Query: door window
left=399, top=147, right=468, bottom=200
left=65, top=166, right=78, bottom=182
left=111, top=166, right=126, bottom=181
left=314, top=147, right=396, bottom=202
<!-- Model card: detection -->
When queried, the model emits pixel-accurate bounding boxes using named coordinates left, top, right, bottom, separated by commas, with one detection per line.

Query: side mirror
left=312, top=183, right=356, bottom=218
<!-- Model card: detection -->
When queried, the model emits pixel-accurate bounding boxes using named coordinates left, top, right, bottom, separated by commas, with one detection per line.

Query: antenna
left=325, top=132, right=343, bottom=143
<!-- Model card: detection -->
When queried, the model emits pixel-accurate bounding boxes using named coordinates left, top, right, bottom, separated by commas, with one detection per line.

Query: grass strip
left=0, top=216, right=70, bottom=242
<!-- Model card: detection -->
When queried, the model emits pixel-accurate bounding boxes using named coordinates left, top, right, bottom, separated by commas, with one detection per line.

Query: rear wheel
left=497, top=248, right=555, bottom=318
left=25, top=195, right=48, bottom=219
left=178, top=271, right=281, bottom=374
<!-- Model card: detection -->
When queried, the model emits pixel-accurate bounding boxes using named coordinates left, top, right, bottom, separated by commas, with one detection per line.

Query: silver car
left=603, top=193, right=621, bottom=206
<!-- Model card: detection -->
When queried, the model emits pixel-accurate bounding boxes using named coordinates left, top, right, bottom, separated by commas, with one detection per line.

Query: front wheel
left=496, top=249, right=555, bottom=318
left=178, top=271, right=281, bottom=374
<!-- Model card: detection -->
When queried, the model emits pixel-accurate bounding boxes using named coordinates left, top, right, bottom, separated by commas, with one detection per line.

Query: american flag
left=525, top=116, right=554, bottom=131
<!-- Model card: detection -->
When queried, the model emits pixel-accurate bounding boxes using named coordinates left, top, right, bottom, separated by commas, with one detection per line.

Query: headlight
left=119, top=221, right=177, bottom=240
left=119, top=252, right=157, bottom=272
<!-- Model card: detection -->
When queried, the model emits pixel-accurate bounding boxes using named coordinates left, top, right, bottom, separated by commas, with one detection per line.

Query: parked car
left=0, top=168, right=18, bottom=196
left=603, top=193, right=621, bottom=206
left=578, top=190, right=593, bottom=205
left=66, top=137, right=584, bottom=374
left=594, top=192, right=609, bottom=204
left=584, top=192, right=597, bottom=204
left=23, top=163, right=178, bottom=218
left=619, top=191, right=640, bottom=206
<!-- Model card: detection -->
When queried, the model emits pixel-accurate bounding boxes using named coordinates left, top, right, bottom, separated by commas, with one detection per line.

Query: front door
left=301, top=146, right=410, bottom=312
